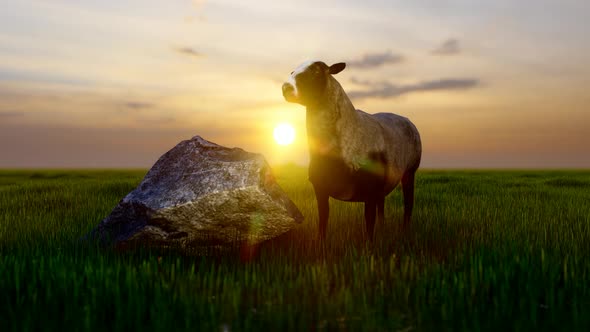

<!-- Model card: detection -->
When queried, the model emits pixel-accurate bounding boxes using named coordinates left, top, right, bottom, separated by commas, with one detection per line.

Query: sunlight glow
left=273, top=123, right=295, bottom=146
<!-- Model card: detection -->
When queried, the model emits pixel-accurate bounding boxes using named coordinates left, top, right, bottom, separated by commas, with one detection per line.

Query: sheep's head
left=282, top=61, right=346, bottom=106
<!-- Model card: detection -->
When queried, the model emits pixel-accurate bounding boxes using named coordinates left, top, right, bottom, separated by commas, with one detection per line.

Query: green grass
left=1, top=167, right=590, bottom=331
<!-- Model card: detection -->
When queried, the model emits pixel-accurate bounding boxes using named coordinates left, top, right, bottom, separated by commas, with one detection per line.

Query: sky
left=1, top=0, right=589, bottom=168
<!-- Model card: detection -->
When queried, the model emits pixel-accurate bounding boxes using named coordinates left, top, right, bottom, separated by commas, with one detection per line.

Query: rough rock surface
left=87, top=136, right=303, bottom=249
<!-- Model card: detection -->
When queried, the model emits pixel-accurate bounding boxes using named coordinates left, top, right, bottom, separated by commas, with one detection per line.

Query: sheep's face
left=282, top=61, right=346, bottom=106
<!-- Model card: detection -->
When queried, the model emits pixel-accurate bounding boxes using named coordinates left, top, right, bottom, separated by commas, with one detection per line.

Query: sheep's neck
left=306, top=81, right=357, bottom=157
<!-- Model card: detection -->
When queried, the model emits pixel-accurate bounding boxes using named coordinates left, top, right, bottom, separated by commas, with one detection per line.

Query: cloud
left=119, top=102, right=176, bottom=123
left=431, top=38, right=461, bottom=55
left=0, top=111, right=24, bottom=117
left=124, top=102, right=153, bottom=110
left=175, top=47, right=202, bottom=57
left=347, top=50, right=404, bottom=69
left=348, top=77, right=480, bottom=99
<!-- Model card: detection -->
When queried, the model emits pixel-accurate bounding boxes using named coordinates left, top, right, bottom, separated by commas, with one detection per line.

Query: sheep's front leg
left=314, top=186, right=329, bottom=241
left=364, top=198, right=377, bottom=241
left=377, top=195, right=385, bottom=229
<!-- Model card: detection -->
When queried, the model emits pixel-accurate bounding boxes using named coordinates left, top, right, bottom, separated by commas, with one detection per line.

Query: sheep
left=282, top=61, right=422, bottom=240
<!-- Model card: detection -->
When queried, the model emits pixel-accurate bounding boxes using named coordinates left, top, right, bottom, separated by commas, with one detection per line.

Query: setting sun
left=273, top=123, right=296, bottom=146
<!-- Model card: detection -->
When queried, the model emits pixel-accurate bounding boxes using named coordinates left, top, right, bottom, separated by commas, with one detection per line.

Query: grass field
left=1, top=167, right=590, bottom=331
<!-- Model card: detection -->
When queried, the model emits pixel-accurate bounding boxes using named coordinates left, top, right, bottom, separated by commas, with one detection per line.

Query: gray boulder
left=87, top=135, right=303, bottom=249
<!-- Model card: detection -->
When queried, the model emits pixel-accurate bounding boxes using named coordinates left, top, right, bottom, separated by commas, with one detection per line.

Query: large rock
left=87, top=135, right=303, bottom=249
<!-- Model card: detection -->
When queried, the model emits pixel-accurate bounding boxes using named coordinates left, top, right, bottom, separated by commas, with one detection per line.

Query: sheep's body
left=307, top=77, right=421, bottom=203
left=282, top=61, right=421, bottom=240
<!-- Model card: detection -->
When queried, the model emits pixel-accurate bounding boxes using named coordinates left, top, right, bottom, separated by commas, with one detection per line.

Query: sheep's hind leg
left=401, top=170, right=416, bottom=228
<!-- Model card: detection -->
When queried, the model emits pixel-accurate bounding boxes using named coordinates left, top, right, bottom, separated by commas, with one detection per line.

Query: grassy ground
left=1, top=167, right=590, bottom=331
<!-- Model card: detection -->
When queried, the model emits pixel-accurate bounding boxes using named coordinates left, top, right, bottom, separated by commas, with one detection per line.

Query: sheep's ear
left=329, top=62, right=346, bottom=75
